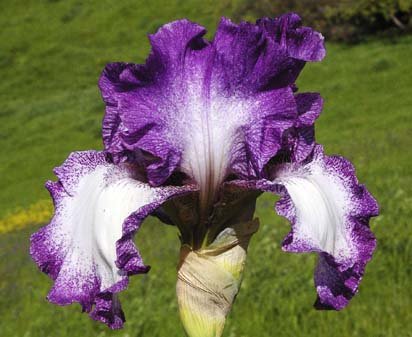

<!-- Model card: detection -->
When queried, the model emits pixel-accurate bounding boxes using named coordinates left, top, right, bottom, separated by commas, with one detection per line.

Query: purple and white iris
left=30, top=14, right=378, bottom=331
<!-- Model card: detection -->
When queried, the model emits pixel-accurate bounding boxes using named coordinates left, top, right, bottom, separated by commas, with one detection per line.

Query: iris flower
left=30, top=13, right=379, bottom=337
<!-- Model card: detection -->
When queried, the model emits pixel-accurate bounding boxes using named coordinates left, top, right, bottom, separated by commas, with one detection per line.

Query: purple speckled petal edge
left=228, top=144, right=378, bottom=310
left=266, top=145, right=378, bottom=309
left=30, top=151, right=196, bottom=328
left=115, top=185, right=196, bottom=275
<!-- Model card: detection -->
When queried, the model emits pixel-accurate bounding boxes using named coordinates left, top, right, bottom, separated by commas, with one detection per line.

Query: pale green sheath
left=177, top=219, right=259, bottom=337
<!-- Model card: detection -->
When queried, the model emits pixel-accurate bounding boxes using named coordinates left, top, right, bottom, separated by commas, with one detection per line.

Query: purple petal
left=30, top=151, right=195, bottom=328
left=258, top=13, right=326, bottom=62
left=98, top=20, right=207, bottom=184
left=214, top=14, right=325, bottom=92
left=99, top=62, right=145, bottom=164
left=295, top=93, right=323, bottom=127
left=281, top=93, right=323, bottom=163
left=99, top=16, right=326, bottom=202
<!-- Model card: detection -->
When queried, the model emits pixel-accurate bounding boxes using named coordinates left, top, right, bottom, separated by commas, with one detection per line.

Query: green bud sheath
left=176, top=219, right=259, bottom=337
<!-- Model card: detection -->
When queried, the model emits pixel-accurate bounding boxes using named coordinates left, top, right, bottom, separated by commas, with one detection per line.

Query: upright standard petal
left=215, top=13, right=325, bottom=92
left=259, top=145, right=378, bottom=309
left=99, top=15, right=325, bottom=209
left=30, top=151, right=194, bottom=328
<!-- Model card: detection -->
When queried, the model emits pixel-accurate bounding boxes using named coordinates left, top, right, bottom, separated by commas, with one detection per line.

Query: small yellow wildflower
left=0, top=200, right=52, bottom=234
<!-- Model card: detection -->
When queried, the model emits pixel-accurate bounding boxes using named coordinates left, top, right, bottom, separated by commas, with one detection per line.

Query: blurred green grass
left=0, top=1, right=411, bottom=337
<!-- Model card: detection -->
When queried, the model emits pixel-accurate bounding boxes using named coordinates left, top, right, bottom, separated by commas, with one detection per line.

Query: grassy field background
left=1, top=1, right=411, bottom=336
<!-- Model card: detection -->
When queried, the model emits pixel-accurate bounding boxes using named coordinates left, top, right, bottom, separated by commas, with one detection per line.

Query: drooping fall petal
left=259, top=145, right=378, bottom=309
left=30, top=151, right=194, bottom=328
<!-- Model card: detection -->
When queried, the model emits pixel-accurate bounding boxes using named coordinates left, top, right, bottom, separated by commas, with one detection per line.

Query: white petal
left=31, top=151, right=193, bottom=327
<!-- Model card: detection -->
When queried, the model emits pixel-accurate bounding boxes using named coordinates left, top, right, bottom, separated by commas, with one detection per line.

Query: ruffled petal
left=99, top=62, right=148, bottom=165
left=99, top=16, right=325, bottom=207
left=258, top=13, right=326, bottom=62
left=259, top=145, right=378, bottom=309
left=281, top=92, right=323, bottom=163
left=98, top=20, right=207, bottom=184
left=30, top=151, right=194, bottom=328
left=214, top=13, right=325, bottom=92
